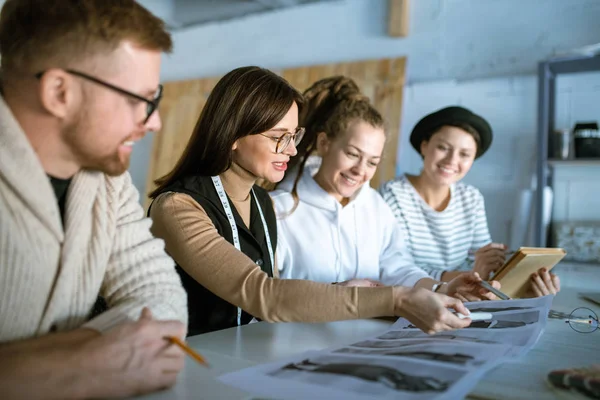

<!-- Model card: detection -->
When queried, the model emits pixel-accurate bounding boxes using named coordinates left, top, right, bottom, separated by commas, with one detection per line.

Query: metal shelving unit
left=547, top=159, right=600, bottom=167
left=534, top=53, right=600, bottom=247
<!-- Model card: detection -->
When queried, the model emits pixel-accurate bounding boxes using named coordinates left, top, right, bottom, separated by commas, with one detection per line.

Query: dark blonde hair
left=281, top=76, right=385, bottom=214
left=0, top=0, right=172, bottom=77
left=150, top=66, right=303, bottom=199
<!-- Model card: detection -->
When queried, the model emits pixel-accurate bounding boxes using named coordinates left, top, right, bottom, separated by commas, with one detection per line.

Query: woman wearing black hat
left=379, top=106, right=560, bottom=298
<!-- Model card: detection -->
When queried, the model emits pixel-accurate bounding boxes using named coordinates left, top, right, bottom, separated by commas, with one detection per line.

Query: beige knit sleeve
left=149, top=192, right=395, bottom=323
left=83, top=173, right=188, bottom=332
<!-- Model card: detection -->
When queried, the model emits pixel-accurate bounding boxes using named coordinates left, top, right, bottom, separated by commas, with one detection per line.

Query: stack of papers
left=220, top=296, right=553, bottom=400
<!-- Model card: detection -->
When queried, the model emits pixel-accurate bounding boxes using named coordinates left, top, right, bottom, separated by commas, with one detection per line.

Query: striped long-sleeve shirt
left=379, top=175, right=492, bottom=280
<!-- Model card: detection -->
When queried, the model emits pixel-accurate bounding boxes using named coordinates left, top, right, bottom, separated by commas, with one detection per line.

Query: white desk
left=144, top=288, right=600, bottom=399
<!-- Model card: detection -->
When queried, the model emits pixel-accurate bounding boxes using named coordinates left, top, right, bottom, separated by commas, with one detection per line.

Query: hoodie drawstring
left=353, top=204, right=361, bottom=278
left=334, top=209, right=343, bottom=282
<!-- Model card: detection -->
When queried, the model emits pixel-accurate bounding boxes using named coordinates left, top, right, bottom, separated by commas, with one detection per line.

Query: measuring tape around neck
left=211, top=176, right=274, bottom=326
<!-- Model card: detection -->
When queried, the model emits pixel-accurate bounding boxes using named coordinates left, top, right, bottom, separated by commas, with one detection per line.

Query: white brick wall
left=552, top=72, right=600, bottom=225
left=556, top=71, right=600, bottom=130
left=129, top=0, right=600, bottom=197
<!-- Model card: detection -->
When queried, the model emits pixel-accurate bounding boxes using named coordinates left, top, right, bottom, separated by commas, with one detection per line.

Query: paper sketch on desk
left=396, top=309, right=541, bottom=331
left=388, top=296, right=553, bottom=356
left=391, top=297, right=551, bottom=332
left=334, top=341, right=513, bottom=367
left=392, top=295, right=551, bottom=332
left=269, top=354, right=458, bottom=394
left=219, top=296, right=553, bottom=400
left=375, top=326, right=540, bottom=357
left=221, top=350, right=491, bottom=400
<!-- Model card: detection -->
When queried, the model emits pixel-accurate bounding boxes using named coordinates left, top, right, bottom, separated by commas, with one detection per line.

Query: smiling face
left=313, top=120, right=385, bottom=202
left=232, top=101, right=299, bottom=183
left=62, top=41, right=163, bottom=176
left=420, top=125, right=478, bottom=186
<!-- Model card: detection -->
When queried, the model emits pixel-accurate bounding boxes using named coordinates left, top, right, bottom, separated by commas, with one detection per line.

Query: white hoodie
left=270, top=158, right=431, bottom=286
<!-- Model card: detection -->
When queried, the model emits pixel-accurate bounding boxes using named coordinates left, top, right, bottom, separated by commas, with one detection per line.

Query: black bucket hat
left=410, top=106, right=493, bottom=158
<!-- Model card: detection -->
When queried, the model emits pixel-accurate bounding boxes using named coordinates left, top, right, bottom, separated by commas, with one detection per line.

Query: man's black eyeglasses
left=35, top=69, right=163, bottom=124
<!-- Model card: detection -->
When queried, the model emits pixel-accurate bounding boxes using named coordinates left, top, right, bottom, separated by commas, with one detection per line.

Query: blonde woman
left=271, top=76, right=499, bottom=303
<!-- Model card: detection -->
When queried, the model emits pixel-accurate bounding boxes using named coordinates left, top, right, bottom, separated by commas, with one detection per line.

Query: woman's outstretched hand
left=440, top=271, right=502, bottom=302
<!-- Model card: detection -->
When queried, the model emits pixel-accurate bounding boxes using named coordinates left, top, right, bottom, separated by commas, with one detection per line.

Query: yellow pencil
left=166, top=336, right=210, bottom=367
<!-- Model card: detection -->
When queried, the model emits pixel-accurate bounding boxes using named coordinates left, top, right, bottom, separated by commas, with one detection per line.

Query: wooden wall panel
left=144, top=80, right=214, bottom=208
left=279, top=57, right=406, bottom=190
left=388, top=0, right=410, bottom=37
left=145, top=57, right=406, bottom=207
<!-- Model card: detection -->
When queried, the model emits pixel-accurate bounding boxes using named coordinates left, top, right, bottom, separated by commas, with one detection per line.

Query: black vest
left=150, top=175, right=277, bottom=336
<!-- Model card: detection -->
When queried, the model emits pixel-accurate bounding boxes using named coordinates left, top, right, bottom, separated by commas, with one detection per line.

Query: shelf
left=546, top=53, right=600, bottom=75
left=548, top=159, right=600, bottom=166
left=557, top=260, right=600, bottom=268
left=535, top=53, right=600, bottom=247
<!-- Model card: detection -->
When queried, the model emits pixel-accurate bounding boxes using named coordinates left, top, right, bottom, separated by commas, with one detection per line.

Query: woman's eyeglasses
left=259, top=127, right=305, bottom=154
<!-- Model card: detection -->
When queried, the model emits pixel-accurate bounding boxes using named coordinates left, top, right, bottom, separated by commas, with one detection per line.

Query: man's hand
left=441, top=271, right=502, bottom=302
left=392, top=287, right=472, bottom=334
left=472, top=243, right=507, bottom=279
left=82, top=307, right=186, bottom=398
left=0, top=308, right=186, bottom=400
left=336, top=279, right=385, bottom=287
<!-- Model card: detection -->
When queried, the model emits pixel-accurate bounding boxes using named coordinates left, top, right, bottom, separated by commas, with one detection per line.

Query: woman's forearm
left=414, top=277, right=437, bottom=291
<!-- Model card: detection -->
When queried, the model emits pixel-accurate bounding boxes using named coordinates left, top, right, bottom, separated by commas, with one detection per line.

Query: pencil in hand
left=165, top=336, right=210, bottom=368
left=478, top=280, right=511, bottom=300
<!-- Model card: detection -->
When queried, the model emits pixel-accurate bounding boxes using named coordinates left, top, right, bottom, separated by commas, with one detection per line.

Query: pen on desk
left=478, top=280, right=511, bottom=300
left=166, top=336, right=210, bottom=367
left=566, top=318, right=596, bottom=325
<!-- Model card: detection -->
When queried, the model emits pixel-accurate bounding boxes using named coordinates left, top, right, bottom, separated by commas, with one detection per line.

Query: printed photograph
left=267, top=354, right=467, bottom=396
left=335, top=347, right=475, bottom=365
left=334, top=341, right=511, bottom=367
left=375, top=331, right=498, bottom=343
left=374, top=323, right=541, bottom=349
left=398, top=310, right=541, bottom=330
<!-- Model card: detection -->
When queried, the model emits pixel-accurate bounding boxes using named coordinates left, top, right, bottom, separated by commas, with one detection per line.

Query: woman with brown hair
left=271, top=76, right=497, bottom=303
left=148, top=66, right=473, bottom=336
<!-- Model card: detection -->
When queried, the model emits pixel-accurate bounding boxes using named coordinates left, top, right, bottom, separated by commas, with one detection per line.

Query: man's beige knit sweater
left=0, top=95, right=188, bottom=342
